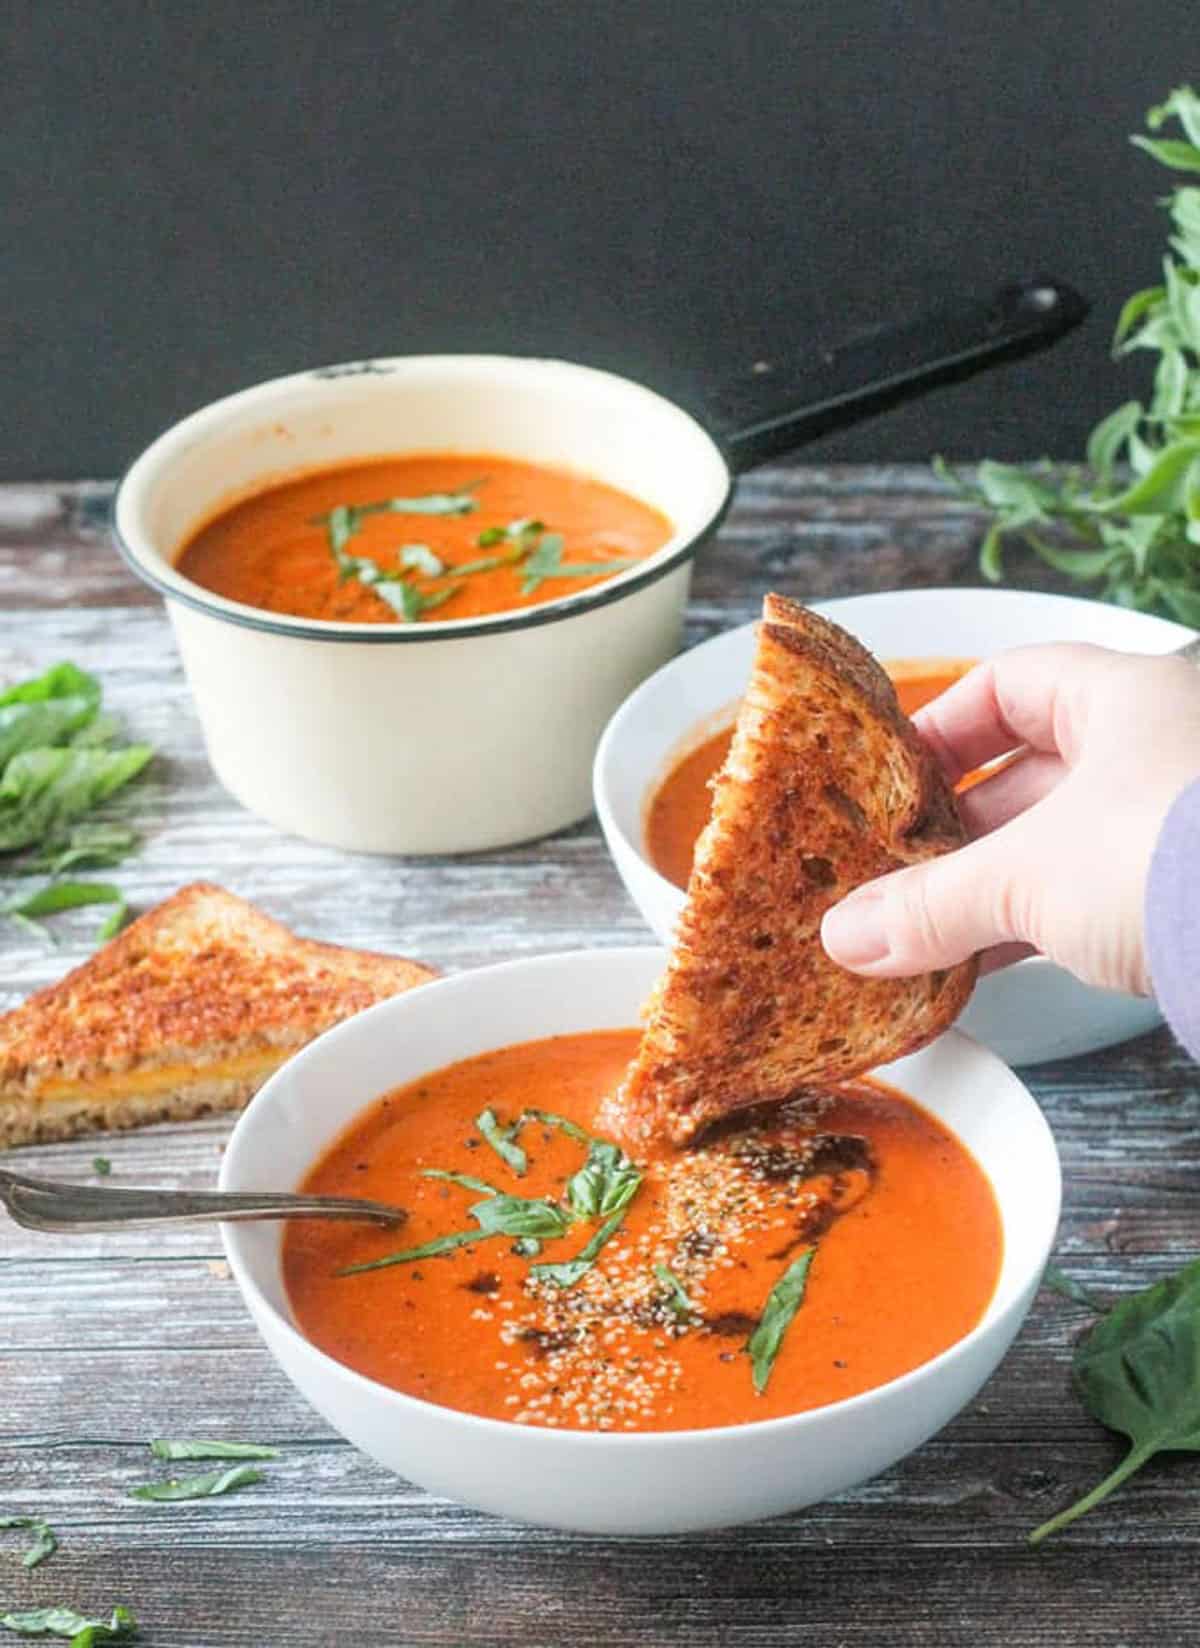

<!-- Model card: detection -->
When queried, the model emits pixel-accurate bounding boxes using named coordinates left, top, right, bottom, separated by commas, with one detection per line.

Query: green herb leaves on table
left=1030, top=1256, right=1200, bottom=1544
left=937, top=86, right=1200, bottom=623
left=128, top=1464, right=264, bottom=1502
left=0, top=662, right=151, bottom=943
left=0, top=1515, right=57, bottom=1570
left=0, top=1605, right=136, bottom=1642
left=747, top=1250, right=815, bottom=1393
left=148, top=1439, right=281, bottom=1462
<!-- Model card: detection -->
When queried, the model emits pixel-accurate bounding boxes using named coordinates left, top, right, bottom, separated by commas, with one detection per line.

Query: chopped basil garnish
left=0, top=1605, right=136, bottom=1641
left=0, top=1515, right=58, bottom=1570
left=653, top=1264, right=695, bottom=1321
left=475, top=1108, right=528, bottom=1175
left=336, top=1229, right=481, bottom=1276
left=149, top=1440, right=280, bottom=1461
left=519, top=534, right=638, bottom=595
left=421, top=1168, right=500, bottom=1196
left=566, top=1139, right=641, bottom=1220
left=371, top=580, right=462, bottom=622
left=530, top=1208, right=628, bottom=1289
left=128, top=1464, right=263, bottom=1502
left=468, top=1194, right=570, bottom=1241
left=517, top=1107, right=591, bottom=1146
left=747, top=1250, right=815, bottom=1393
left=398, top=544, right=445, bottom=577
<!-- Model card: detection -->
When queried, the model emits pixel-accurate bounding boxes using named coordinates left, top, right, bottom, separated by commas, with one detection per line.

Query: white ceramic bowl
left=220, top=946, right=1060, bottom=1534
left=595, top=588, right=1192, bottom=1067
left=113, top=355, right=730, bottom=854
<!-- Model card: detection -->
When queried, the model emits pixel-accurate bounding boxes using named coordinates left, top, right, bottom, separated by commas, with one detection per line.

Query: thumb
left=820, top=826, right=1034, bottom=977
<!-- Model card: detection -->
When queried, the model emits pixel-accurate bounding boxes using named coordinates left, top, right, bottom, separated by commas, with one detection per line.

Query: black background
left=6, top=1, right=1194, bottom=479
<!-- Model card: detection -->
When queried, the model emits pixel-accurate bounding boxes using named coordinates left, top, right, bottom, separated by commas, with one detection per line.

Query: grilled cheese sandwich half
left=606, top=594, right=976, bottom=1149
left=0, top=882, right=437, bottom=1147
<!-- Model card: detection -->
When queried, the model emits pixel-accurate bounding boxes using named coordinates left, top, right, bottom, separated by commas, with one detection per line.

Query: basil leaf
left=0, top=662, right=100, bottom=712
left=149, top=1440, right=280, bottom=1461
left=4, top=881, right=124, bottom=920
left=451, top=544, right=527, bottom=577
left=28, top=823, right=139, bottom=876
left=92, top=1157, right=111, bottom=1176
left=421, top=1168, right=500, bottom=1196
left=468, top=1194, right=570, bottom=1240
left=0, top=747, right=152, bottom=854
left=0, top=697, right=98, bottom=768
left=654, top=1264, right=694, bottom=1321
left=1130, top=136, right=1200, bottom=174
left=358, top=490, right=479, bottom=518
left=95, top=900, right=128, bottom=942
left=398, top=545, right=445, bottom=577
left=0, top=1516, right=58, bottom=1570
left=1029, top=1256, right=1200, bottom=1543
left=475, top=1108, right=528, bottom=1175
left=1041, top=1263, right=1104, bottom=1311
left=747, top=1250, right=815, bottom=1393
left=530, top=1208, right=628, bottom=1289
left=0, top=1606, right=135, bottom=1640
left=566, top=1139, right=642, bottom=1219
left=129, top=1463, right=263, bottom=1501
left=516, top=1107, right=591, bottom=1146
left=336, top=1228, right=481, bottom=1276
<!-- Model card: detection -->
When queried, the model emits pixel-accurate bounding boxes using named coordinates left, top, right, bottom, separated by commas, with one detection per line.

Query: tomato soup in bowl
left=220, top=946, right=1059, bottom=1533
left=643, top=659, right=974, bottom=891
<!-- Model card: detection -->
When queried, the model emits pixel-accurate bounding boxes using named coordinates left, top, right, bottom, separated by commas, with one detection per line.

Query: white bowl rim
left=220, top=943, right=1060, bottom=1450
left=111, top=352, right=734, bottom=645
left=593, top=585, right=1196, bottom=979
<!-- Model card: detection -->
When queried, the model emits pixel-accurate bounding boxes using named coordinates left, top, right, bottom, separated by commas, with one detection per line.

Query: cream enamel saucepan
left=113, top=280, right=1085, bottom=853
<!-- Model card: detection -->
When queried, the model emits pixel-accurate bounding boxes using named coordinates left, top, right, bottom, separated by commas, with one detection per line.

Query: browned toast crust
left=0, top=882, right=437, bottom=1147
left=607, top=595, right=976, bottom=1148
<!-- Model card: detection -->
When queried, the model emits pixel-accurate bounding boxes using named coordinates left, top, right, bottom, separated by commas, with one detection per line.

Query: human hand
left=820, top=643, right=1200, bottom=996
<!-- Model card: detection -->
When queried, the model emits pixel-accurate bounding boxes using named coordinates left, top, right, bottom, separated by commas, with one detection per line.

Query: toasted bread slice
left=0, top=882, right=436, bottom=1148
left=606, top=594, right=976, bottom=1149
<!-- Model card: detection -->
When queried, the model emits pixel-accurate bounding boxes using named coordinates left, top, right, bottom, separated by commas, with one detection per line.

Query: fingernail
left=821, top=887, right=891, bottom=968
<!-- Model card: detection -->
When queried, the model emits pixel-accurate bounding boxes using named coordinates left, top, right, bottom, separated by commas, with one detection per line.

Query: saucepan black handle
left=703, top=277, right=1090, bottom=473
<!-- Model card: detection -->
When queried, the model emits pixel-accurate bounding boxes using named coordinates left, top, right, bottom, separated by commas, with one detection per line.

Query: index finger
left=911, top=641, right=1120, bottom=785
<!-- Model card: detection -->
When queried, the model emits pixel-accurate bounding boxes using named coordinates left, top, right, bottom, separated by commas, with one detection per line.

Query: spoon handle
left=0, top=1168, right=406, bottom=1233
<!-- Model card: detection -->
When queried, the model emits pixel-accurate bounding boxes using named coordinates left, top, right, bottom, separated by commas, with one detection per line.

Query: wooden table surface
left=2, top=466, right=1198, bottom=1647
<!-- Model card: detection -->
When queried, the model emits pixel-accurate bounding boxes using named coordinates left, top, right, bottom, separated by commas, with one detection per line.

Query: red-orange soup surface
left=176, top=454, right=673, bottom=623
left=646, top=659, right=977, bottom=889
left=283, top=1030, right=1002, bottom=1432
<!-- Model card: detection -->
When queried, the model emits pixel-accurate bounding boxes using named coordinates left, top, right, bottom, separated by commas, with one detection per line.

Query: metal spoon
left=0, top=1167, right=406, bottom=1234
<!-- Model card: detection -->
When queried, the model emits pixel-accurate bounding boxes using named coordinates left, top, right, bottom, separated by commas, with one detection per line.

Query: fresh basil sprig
left=530, top=1208, right=628, bottom=1289
left=468, top=1194, right=570, bottom=1241
left=653, top=1264, right=695, bottom=1322
left=566, top=1139, right=642, bottom=1220
left=149, top=1440, right=280, bottom=1461
left=747, top=1250, right=815, bottom=1393
left=938, top=86, right=1200, bottom=623
left=336, top=1228, right=481, bottom=1275
left=519, top=534, right=637, bottom=595
left=0, top=1515, right=58, bottom=1570
left=421, top=1168, right=500, bottom=1196
left=1030, top=1256, right=1200, bottom=1544
left=0, top=1605, right=136, bottom=1642
left=128, top=1464, right=264, bottom=1502
left=475, top=1107, right=528, bottom=1175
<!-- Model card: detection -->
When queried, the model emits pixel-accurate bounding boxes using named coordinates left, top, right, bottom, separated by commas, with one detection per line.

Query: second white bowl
left=594, top=588, right=1190, bottom=1066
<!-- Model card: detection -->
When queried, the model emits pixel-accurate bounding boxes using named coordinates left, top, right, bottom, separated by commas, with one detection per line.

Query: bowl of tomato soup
left=220, top=946, right=1058, bottom=1534
left=595, top=588, right=1189, bottom=1066
left=112, top=356, right=730, bottom=853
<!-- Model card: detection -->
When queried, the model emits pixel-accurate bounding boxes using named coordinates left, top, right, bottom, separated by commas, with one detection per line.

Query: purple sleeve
left=1146, top=776, right=1200, bottom=1060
